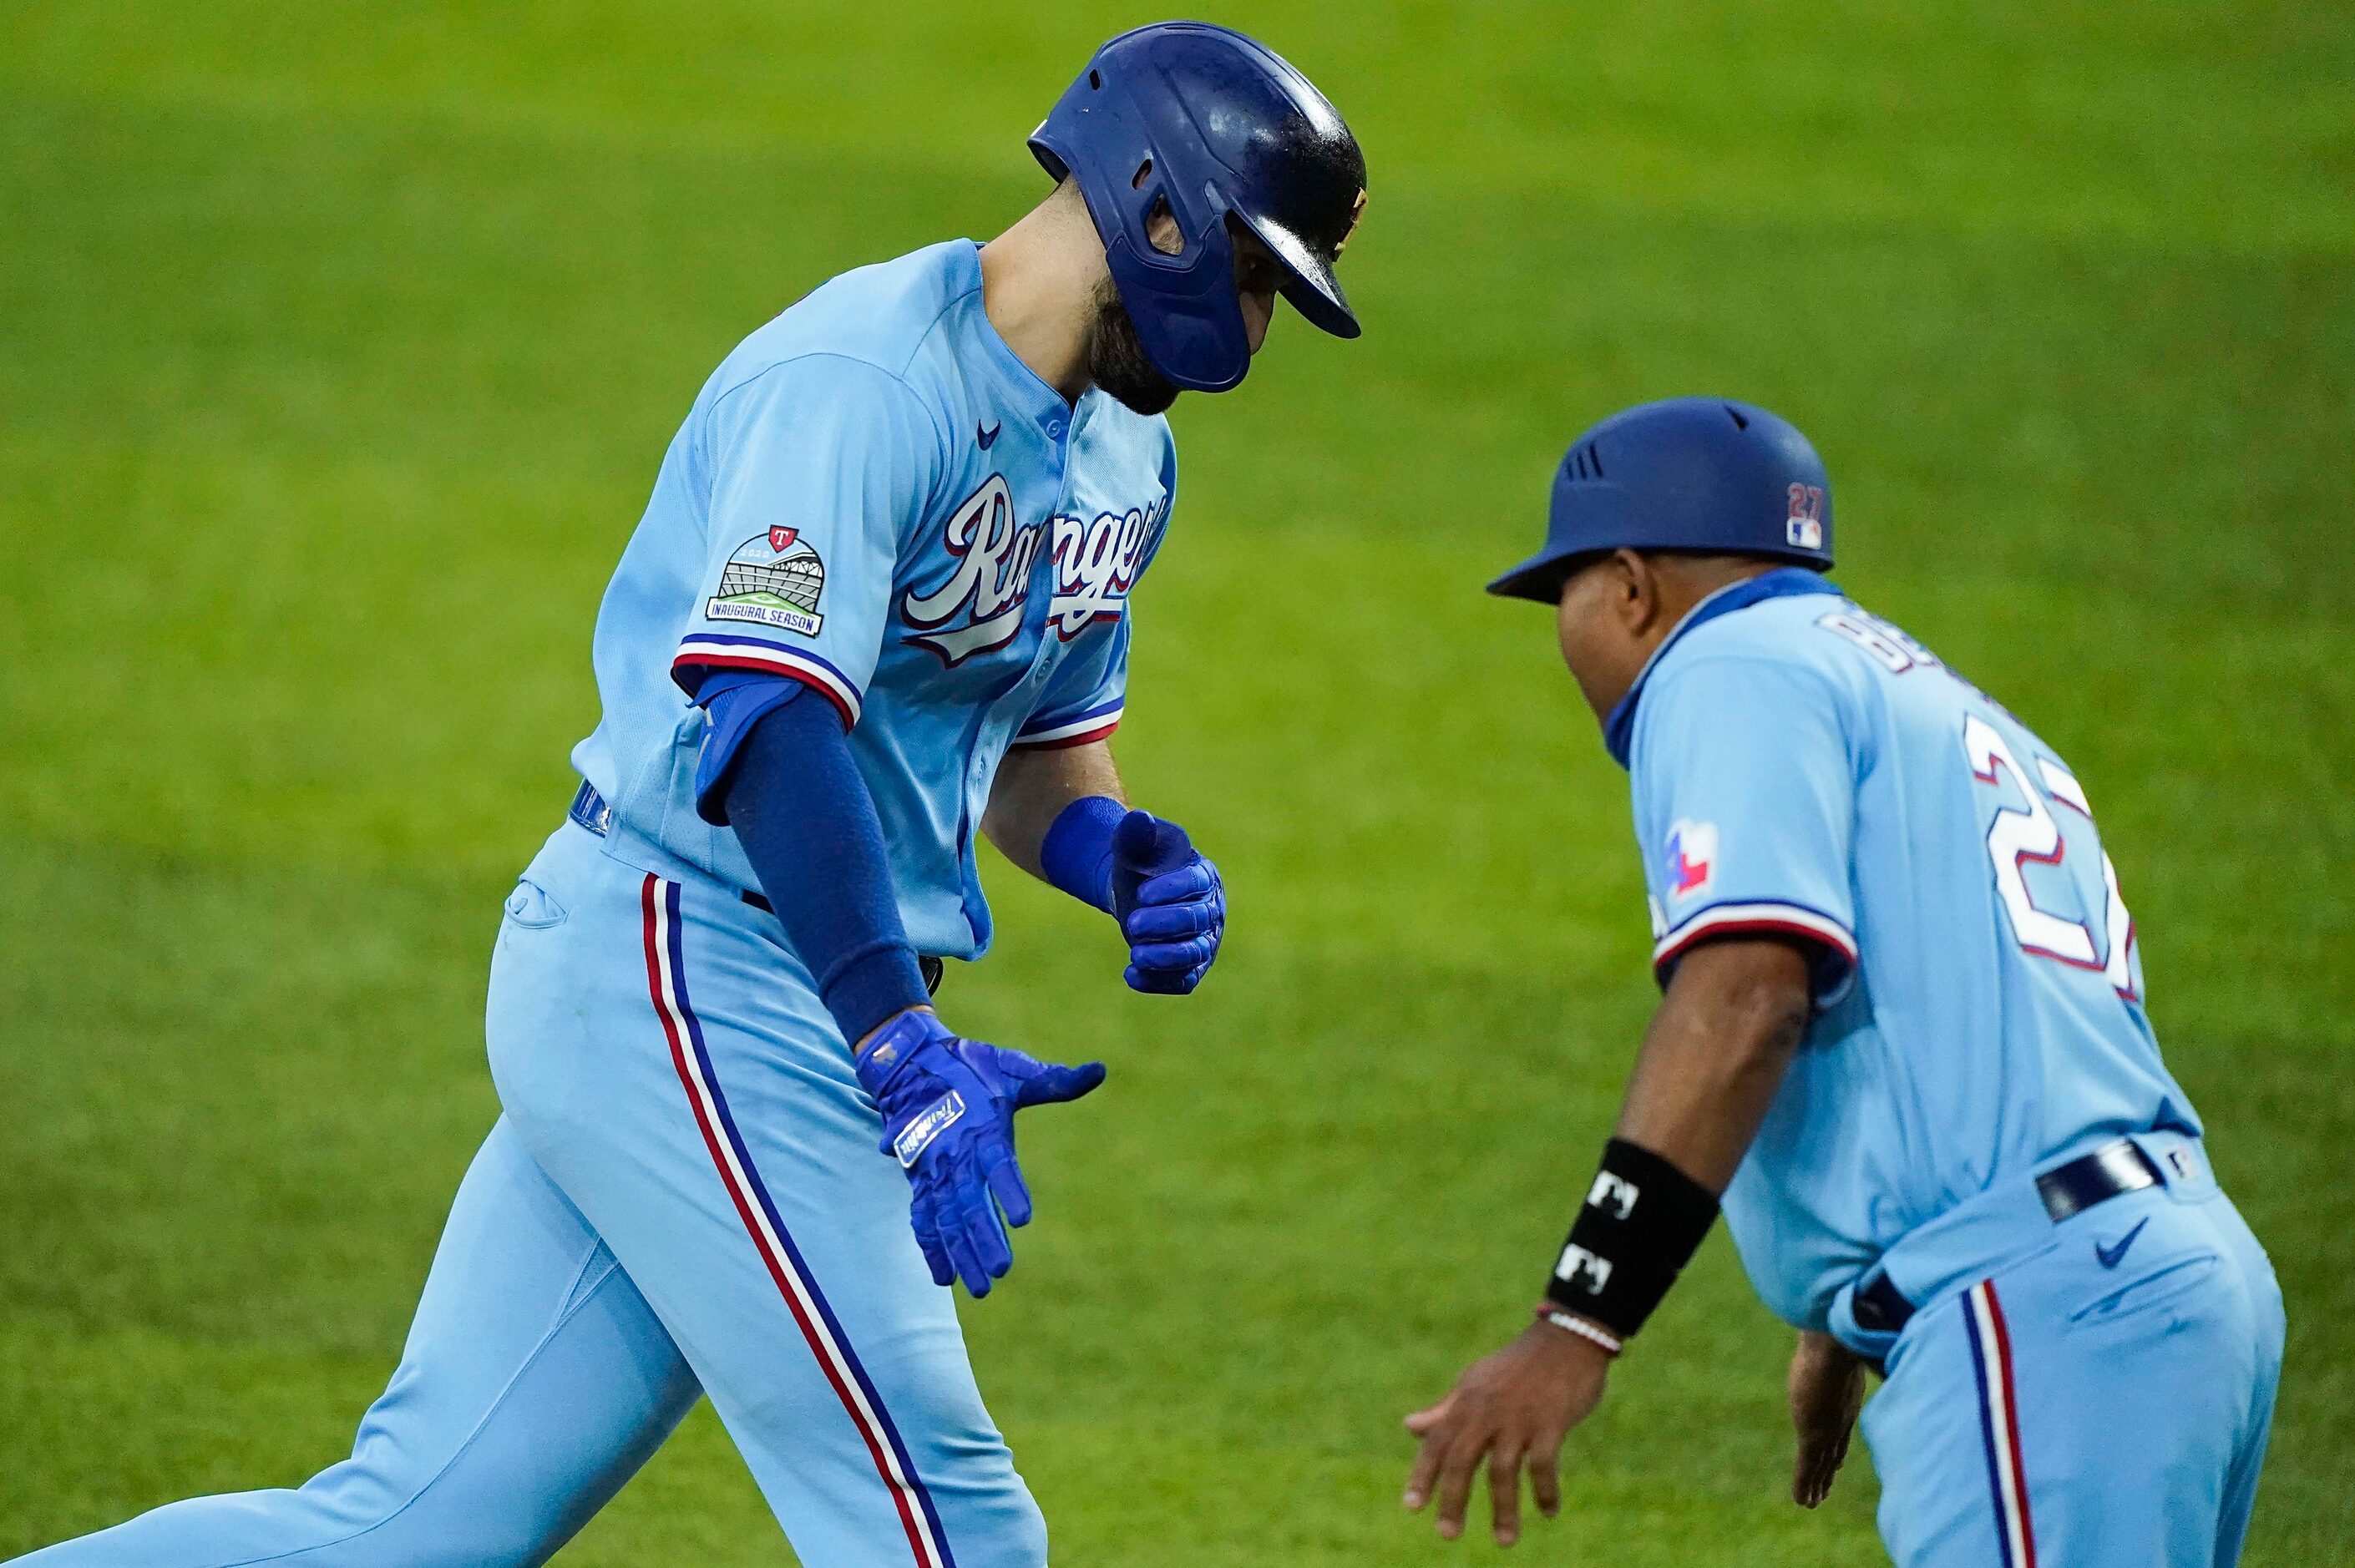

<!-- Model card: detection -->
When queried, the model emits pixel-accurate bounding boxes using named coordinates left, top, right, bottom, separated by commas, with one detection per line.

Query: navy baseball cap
left=1487, top=397, right=1833, bottom=603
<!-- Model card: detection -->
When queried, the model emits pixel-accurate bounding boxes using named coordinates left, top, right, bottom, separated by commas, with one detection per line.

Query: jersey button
left=1044, top=417, right=1066, bottom=439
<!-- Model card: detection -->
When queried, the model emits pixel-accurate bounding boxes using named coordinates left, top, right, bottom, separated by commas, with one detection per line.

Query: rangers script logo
left=902, top=477, right=1041, bottom=665
left=901, top=477, right=1162, bottom=665
left=1046, top=500, right=1160, bottom=638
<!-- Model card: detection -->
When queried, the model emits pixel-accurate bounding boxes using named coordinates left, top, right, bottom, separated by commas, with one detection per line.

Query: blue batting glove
left=1111, top=810, right=1226, bottom=995
left=853, top=1009, right=1105, bottom=1297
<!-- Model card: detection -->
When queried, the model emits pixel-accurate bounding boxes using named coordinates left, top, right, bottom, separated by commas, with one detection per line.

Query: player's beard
left=1086, top=277, right=1181, bottom=417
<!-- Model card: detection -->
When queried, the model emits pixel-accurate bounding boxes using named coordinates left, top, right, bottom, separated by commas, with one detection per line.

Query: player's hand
left=1788, top=1330, right=1866, bottom=1508
left=853, top=1008, right=1105, bottom=1298
left=1110, top=810, right=1224, bottom=994
left=1402, top=1318, right=1613, bottom=1547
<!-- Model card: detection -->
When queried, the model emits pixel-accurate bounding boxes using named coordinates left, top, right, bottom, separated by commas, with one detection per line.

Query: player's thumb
left=1010, top=1058, right=1107, bottom=1110
left=1112, top=809, right=1193, bottom=877
left=1112, top=811, right=1192, bottom=917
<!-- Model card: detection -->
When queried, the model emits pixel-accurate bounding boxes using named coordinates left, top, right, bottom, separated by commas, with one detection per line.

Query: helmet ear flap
left=1102, top=211, right=1250, bottom=393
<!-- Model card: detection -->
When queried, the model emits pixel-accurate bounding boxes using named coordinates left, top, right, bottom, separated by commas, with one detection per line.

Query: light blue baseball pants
left=13, top=820, right=1043, bottom=1567
left=1837, top=1135, right=2284, bottom=1568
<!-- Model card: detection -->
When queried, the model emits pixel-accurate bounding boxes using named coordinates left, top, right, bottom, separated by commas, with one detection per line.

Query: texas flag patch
left=1665, top=819, right=1719, bottom=900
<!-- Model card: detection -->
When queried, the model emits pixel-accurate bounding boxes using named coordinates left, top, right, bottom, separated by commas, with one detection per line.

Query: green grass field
left=3, top=3, right=2350, bottom=1561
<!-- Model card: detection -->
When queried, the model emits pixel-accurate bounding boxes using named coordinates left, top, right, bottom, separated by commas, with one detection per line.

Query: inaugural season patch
left=707, top=527, right=825, bottom=636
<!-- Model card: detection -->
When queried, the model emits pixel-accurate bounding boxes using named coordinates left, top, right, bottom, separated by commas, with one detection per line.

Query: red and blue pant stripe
left=641, top=873, right=955, bottom=1568
left=1963, top=1279, right=2038, bottom=1568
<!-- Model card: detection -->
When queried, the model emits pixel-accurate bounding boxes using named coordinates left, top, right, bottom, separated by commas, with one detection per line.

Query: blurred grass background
left=2, top=2, right=2349, bottom=1562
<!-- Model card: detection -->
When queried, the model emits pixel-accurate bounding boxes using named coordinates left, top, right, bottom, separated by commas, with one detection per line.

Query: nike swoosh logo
left=977, top=419, right=1000, bottom=450
left=2094, top=1217, right=2149, bottom=1269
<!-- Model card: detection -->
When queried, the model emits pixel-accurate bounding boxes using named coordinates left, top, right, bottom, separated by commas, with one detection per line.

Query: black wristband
left=1543, top=1138, right=1721, bottom=1341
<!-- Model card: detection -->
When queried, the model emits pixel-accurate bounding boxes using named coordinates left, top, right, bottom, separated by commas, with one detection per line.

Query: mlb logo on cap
left=1786, top=483, right=1826, bottom=551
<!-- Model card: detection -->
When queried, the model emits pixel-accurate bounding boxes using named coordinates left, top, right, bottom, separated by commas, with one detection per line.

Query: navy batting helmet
left=1487, top=397, right=1834, bottom=602
left=1030, top=23, right=1367, bottom=394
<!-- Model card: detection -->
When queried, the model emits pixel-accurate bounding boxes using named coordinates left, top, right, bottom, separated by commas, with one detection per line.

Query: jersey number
left=1962, top=715, right=2138, bottom=999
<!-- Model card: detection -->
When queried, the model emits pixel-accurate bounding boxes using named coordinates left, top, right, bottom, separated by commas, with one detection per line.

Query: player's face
left=1554, top=554, right=1650, bottom=721
left=1230, top=225, right=1281, bottom=356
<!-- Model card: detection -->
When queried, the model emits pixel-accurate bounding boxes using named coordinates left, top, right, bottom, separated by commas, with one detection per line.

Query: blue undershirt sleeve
left=715, top=681, right=932, bottom=1045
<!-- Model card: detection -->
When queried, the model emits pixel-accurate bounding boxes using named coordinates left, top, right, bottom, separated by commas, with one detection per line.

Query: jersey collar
left=957, top=240, right=1091, bottom=440
left=1602, top=567, right=1843, bottom=769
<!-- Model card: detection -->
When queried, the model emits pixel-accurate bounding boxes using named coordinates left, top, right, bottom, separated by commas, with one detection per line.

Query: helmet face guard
left=1031, top=23, right=1367, bottom=394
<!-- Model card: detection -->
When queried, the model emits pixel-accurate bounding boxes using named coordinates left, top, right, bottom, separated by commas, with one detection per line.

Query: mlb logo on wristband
left=1554, top=1242, right=1615, bottom=1294
left=1586, top=1171, right=1641, bottom=1219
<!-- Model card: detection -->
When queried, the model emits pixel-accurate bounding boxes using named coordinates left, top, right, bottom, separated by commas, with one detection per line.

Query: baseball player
left=17, top=24, right=1366, bottom=1568
left=1400, top=398, right=2283, bottom=1565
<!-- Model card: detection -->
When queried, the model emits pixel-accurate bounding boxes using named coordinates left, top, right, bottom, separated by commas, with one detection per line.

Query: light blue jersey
left=570, top=239, right=1175, bottom=959
left=1622, top=574, right=2198, bottom=1331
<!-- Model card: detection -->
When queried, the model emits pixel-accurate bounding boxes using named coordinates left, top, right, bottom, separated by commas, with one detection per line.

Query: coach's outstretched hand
left=854, top=1008, right=1105, bottom=1298
left=1111, top=810, right=1225, bottom=994
left=1402, top=1319, right=1612, bottom=1547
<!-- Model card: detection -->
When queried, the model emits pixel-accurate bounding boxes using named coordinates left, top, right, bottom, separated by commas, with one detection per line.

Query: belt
left=1851, top=1138, right=2165, bottom=1333
left=568, top=781, right=943, bottom=996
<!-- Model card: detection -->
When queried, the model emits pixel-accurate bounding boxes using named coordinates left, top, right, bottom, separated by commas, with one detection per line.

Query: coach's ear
left=1554, top=549, right=1665, bottom=723
left=1611, top=549, right=1668, bottom=638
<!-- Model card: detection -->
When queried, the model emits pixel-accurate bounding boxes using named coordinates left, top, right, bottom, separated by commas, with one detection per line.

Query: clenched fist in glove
left=1035, top=795, right=1228, bottom=994
left=1110, top=811, right=1225, bottom=994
